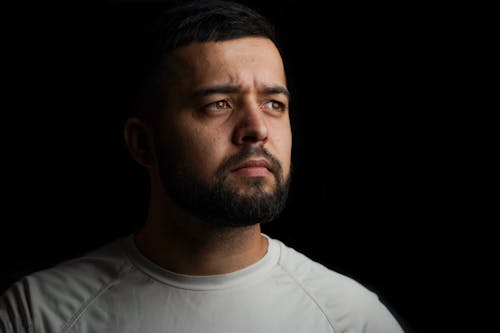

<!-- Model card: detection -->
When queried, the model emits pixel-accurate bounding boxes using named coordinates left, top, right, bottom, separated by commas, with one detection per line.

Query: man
left=1, top=1, right=404, bottom=332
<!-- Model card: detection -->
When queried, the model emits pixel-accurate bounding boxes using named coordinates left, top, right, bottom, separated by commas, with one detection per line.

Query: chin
left=232, top=177, right=276, bottom=191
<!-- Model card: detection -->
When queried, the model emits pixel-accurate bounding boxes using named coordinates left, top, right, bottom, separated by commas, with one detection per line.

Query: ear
left=124, top=117, right=155, bottom=168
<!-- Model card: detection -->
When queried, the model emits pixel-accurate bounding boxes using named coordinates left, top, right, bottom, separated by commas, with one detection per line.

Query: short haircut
left=120, top=0, right=278, bottom=121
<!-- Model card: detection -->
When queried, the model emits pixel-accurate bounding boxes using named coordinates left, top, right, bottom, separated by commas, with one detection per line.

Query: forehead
left=165, top=37, right=286, bottom=92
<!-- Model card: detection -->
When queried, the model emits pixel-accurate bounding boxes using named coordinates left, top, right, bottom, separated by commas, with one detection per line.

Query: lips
left=231, top=159, right=273, bottom=172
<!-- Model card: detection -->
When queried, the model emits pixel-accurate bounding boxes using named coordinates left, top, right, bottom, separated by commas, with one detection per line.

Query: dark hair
left=156, top=0, right=276, bottom=54
left=121, top=0, right=278, bottom=121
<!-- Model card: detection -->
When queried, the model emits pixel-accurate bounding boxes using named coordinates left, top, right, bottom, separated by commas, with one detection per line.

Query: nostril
left=242, top=133, right=260, bottom=142
left=234, top=126, right=268, bottom=145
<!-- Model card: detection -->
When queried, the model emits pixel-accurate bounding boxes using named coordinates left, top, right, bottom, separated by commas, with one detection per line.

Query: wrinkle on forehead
left=165, top=37, right=286, bottom=95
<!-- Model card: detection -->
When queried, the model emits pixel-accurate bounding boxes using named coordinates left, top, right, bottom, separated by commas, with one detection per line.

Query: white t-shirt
left=1, top=234, right=404, bottom=332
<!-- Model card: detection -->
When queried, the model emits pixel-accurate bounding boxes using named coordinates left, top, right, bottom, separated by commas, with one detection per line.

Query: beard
left=155, top=143, right=291, bottom=227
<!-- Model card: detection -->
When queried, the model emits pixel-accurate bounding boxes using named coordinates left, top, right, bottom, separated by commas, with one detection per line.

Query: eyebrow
left=262, top=85, right=291, bottom=101
left=189, top=84, right=291, bottom=102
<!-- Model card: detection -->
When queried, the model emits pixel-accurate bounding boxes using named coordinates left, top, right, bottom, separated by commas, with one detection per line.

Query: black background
left=1, top=1, right=491, bottom=332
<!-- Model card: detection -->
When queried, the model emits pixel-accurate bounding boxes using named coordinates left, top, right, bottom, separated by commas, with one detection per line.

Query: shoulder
left=0, top=237, right=134, bottom=333
left=272, top=238, right=404, bottom=333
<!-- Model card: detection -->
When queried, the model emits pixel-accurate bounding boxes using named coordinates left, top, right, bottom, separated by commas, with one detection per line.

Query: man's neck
left=134, top=211, right=268, bottom=276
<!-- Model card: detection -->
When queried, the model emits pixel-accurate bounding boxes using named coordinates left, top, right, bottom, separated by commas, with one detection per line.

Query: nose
left=232, top=102, right=268, bottom=145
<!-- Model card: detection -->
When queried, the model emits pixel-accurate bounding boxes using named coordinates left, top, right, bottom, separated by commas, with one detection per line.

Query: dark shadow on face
left=156, top=143, right=291, bottom=227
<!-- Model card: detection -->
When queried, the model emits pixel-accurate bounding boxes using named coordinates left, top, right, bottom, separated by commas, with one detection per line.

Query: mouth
left=231, top=159, right=273, bottom=177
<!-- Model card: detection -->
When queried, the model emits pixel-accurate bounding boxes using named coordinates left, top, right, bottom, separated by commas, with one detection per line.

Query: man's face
left=154, top=37, right=292, bottom=226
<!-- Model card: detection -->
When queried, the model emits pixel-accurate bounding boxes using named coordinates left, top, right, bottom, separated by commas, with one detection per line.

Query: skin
left=124, top=37, right=292, bottom=275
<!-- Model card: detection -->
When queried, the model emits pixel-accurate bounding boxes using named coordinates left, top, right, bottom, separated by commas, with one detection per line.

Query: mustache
left=216, top=146, right=283, bottom=179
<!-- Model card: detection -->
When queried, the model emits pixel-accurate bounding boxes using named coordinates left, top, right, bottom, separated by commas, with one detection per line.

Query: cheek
left=282, top=138, right=293, bottom=176
left=172, top=124, right=227, bottom=177
left=272, top=126, right=293, bottom=176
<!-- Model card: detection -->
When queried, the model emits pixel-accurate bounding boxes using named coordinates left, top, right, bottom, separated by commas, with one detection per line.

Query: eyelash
left=264, top=100, right=286, bottom=113
left=208, top=100, right=231, bottom=111
left=204, top=100, right=286, bottom=113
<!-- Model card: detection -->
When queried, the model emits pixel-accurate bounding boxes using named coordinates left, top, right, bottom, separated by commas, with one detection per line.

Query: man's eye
left=263, top=100, right=286, bottom=112
left=205, top=100, right=231, bottom=112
